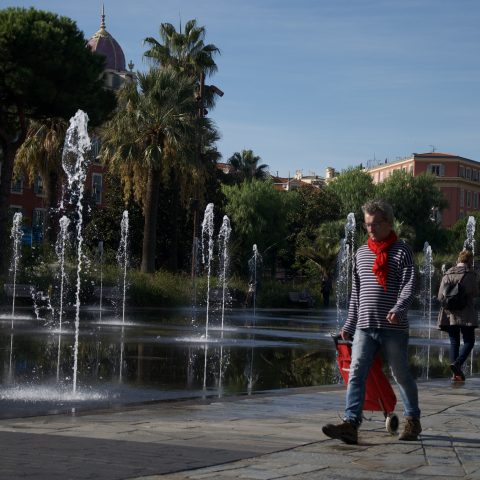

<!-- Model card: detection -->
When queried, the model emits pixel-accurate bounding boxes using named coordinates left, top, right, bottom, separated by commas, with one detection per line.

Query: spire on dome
left=87, top=6, right=127, bottom=72
left=100, top=4, right=106, bottom=30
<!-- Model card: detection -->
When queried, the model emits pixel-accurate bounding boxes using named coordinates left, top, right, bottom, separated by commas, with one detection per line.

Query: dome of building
left=87, top=8, right=126, bottom=72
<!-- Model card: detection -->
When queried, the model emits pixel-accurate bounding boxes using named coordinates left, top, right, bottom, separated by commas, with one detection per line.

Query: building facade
left=367, top=152, right=480, bottom=228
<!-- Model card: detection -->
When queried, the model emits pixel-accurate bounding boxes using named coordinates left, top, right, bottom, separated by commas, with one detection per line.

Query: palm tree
left=296, top=222, right=344, bottom=278
left=144, top=20, right=221, bottom=270
left=227, top=149, right=269, bottom=183
left=144, top=19, right=219, bottom=77
left=14, top=118, right=67, bottom=240
left=100, top=67, right=209, bottom=273
left=144, top=19, right=221, bottom=160
left=144, top=19, right=221, bottom=109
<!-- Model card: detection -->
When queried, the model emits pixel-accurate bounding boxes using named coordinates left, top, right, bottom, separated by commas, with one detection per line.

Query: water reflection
left=0, top=307, right=478, bottom=417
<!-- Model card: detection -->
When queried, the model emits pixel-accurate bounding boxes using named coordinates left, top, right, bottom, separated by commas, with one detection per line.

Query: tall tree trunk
left=141, top=167, right=161, bottom=273
left=167, top=198, right=179, bottom=270
left=168, top=170, right=179, bottom=270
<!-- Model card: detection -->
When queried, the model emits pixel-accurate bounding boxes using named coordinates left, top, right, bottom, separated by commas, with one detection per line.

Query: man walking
left=322, top=199, right=421, bottom=444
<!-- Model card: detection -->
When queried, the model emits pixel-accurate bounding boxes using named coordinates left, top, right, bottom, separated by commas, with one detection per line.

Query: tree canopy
left=0, top=7, right=115, bottom=128
left=144, top=19, right=220, bottom=79
left=376, top=170, right=448, bottom=249
left=227, top=149, right=269, bottom=183
left=222, top=179, right=298, bottom=272
left=100, top=67, right=216, bottom=272
left=0, top=7, right=116, bottom=272
left=325, top=167, right=375, bottom=222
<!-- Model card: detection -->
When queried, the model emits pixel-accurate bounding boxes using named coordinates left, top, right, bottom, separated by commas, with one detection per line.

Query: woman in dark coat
left=437, top=249, right=478, bottom=381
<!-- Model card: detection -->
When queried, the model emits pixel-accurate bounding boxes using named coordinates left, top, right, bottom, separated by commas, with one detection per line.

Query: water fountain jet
left=463, top=216, right=476, bottom=374
left=117, top=211, right=129, bottom=325
left=420, top=241, right=434, bottom=378
left=61, top=110, right=91, bottom=393
left=201, top=203, right=215, bottom=389
left=117, top=211, right=129, bottom=382
left=9, top=212, right=23, bottom=325
left=335, top=213, right=356, bottom=331
left=55, top=215, right=71, bottom=330
left=217, top=215, right=231, bottom=393
left=246, top=244, right=262, bottom=392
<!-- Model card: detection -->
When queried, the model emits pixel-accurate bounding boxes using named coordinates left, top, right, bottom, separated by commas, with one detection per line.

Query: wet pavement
left=0, top=377, right=478, bottom=479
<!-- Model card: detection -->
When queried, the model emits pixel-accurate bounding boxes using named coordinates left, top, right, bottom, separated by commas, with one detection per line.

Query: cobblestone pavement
left=0, top=378, right=478, bottom=479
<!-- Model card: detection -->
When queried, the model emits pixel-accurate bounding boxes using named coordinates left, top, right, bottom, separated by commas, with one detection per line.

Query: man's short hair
left=362, top=199, right=395, bottom=225
left=458, top=249, right=473, bottom=266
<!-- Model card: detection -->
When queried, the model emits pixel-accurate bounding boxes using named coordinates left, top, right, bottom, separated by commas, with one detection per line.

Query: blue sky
left=4, top=0, right=480, bottom=177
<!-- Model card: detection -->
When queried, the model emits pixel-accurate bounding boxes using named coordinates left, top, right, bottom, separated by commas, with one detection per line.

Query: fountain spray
left=117, top=211, right=129, bottom=383
left=217, top=215, right=231, bottom=393
left=218, top=216, right=231, bottom=333
left=55, top=215, right=70, bottom=330
left=464, top=216, right=476, bottom=373
left=9, top=212, right=23, bottom=326
left=335, top=213, right=356, bottom=331
left=421, top=242, right=434, bottom=379
left=464, top=216, right=476, bottom=265
left=201, top=203, right=215, bottom=389
left=61, top=110, right=91, bottom=393
left=247, top=244, right=262, bottom=393
left=117, top=211, right=129, bottom=325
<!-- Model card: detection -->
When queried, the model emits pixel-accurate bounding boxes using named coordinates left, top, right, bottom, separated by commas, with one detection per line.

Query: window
left=32, top=208, right=46, bottom=229
left=92, top=173, right=103, bottom=204
left=474, top=170, right=479, bottom=181
left=467, top=191, right=472, bottom=208
left=112, top=74, right=122, bottom=89
left=459, top=166, right=465, bottom=178
left=466, top=168, right=472, bottom=180
left=474, top=192, right=479, bottom=209
left=11, top=176, right=23, bottom=194
left=91, top=137, right=102, bottom=164
left=32, top=208, right=46, bottom=243
left=460, top=188, right=465, bottom=207
left=8, top=205, right=23, bottom=216
left=33, top=175, right=45, bottom=195
left=428, top=164, right=442, bottom=176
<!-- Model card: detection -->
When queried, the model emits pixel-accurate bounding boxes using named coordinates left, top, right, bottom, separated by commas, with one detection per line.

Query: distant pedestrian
left=437, top=249, right=478, bottom=382
left=321, top=275, right=332, bottom=307
left=244, top=282, right=256, bottom=308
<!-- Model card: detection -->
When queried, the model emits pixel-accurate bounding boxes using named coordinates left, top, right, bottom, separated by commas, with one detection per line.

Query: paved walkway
left=0, top=377, right=478, bottom=479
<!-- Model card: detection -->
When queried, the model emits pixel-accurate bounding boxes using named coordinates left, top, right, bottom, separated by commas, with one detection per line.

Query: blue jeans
left=344, top=328, right=420, bottom=425
left=443, top=325, right=476, bottom=368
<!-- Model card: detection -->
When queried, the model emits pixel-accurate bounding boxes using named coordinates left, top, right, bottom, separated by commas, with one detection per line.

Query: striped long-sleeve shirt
left=343, top=240, right=416, bottom=336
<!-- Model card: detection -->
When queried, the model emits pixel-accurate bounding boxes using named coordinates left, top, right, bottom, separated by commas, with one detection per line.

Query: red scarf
left=367, top=231, right=397, bottom=291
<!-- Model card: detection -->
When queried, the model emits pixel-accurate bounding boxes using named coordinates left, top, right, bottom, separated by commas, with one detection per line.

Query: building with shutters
left=367, top=152, right=480, bottom=228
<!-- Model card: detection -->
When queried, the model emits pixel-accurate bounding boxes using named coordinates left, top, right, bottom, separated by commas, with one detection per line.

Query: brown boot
left=398, top=416, right=422, bottom=441
left=322, top=421, right=358, bottom=445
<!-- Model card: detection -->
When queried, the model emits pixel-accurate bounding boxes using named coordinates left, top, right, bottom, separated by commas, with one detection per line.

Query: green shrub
left=128, top=270, right=191, bottom=307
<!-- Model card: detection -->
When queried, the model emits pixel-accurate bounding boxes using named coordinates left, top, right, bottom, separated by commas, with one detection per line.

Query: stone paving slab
left=0, top=378, right=478, bottom=479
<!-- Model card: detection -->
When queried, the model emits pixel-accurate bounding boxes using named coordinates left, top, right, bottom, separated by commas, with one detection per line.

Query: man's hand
left=386, top=312, right=398, bottom=324
left=340, top=328, right=352, bottom=341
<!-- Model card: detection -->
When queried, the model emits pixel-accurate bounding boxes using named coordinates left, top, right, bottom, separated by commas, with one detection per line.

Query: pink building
left=367, top=152, right=480, bottom=228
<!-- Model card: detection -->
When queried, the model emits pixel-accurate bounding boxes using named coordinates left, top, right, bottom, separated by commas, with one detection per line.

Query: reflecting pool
left=0, top=305, right=478, bottom=418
